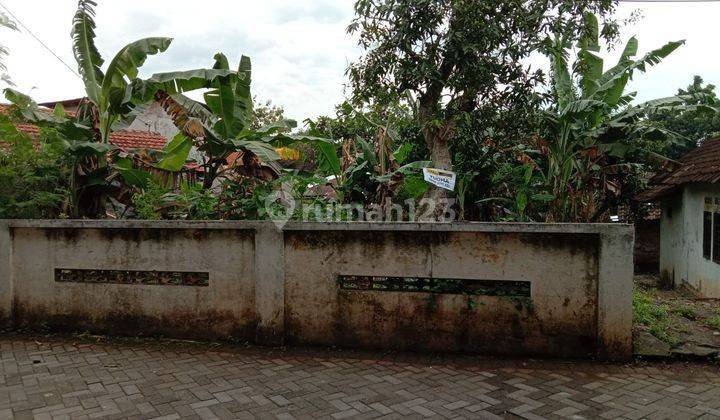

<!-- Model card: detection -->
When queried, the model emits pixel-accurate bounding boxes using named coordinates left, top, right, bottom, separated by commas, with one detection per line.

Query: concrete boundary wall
left=0, top=220, right=634, bottom=359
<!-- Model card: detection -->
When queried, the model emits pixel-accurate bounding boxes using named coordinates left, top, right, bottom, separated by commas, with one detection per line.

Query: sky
left=0, top=1, right=718, bottom=122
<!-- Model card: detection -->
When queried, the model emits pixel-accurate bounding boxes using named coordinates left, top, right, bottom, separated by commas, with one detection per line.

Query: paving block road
left=1, top=335, right=719, bottom=419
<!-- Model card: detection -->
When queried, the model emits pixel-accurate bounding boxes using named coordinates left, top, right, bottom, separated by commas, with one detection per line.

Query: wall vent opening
left=338, top=275, right=530, bottom=297
left=55, top=268, right=209, bottom=287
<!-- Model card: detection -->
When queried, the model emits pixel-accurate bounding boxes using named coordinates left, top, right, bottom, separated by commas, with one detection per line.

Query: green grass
left=702, top=306, right=720, bottom=329
left=633, top=288, right=678, bottom=345
left=671, top=304, right=697, bottom=321
left=705, top=315, right=720, bottom=330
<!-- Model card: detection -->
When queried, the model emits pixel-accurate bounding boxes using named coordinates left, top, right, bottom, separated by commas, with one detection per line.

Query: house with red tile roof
left=0, top=103, right=170, bottom=151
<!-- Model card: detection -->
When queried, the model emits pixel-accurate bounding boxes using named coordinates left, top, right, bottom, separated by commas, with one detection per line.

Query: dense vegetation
left=0, top=0, right=716, bottom=222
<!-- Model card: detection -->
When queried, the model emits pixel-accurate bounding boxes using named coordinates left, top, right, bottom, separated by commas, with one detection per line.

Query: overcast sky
left=1, top=1, right=718, bottom=122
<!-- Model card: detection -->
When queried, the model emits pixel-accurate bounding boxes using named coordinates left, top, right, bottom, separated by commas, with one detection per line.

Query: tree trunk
left=418, top=121, right=456, bottom=222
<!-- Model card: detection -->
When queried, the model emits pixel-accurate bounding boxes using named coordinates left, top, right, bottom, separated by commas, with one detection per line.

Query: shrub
left=0, top=129, right=68, bottom=219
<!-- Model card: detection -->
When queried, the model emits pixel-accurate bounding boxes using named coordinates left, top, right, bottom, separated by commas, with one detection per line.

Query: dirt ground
left=634, top=274, right=720, bottom=359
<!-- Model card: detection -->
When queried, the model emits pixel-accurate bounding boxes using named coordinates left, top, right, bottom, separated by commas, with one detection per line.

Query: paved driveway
left=1, top=335, right=719, bottom=419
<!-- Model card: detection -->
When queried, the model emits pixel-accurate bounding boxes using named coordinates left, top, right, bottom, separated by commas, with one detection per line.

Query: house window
left=702, top=197, right=720, bottom=263
left=704, top=211, right=712, bottom=259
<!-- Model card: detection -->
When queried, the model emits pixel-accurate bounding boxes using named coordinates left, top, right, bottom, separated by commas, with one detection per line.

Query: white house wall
left=685, top=184, right=720, bottom=297
left=128, top=101, right=180, bottom=140
left=661, top=184, right=720, bottom=297
left=660, top=191, right=686, bottom=288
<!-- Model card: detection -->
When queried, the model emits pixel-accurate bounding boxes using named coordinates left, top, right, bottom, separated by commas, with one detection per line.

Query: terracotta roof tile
left=1, top=103, right=167, bottom=151
left=637, top=137, right=720, bottom=201
left=107, top=130, right=167, bottom=151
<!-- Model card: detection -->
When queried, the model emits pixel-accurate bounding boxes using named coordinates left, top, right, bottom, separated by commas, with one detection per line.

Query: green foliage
left=72, top=0, right=172, bottom=143
left=307, top=103, right=429, bottom=208
left=138, top=55, right=334, bottom=189
left=633, top=288, right=677, bottom=345
left=705, top=315, right=720, bottom=330
left=671, top=304, right=697, bottom=321
left=648, top=76, right=720, bottom=159
left=540, top=12, right=688, bottom=222
left=218, top=173, right=335, bottom=221
left=347, top=0, right=620, bottom=213
left=132, top=181, right=166, bottom=220
left=169, top=183, right=218, bottom=220
left=0, top=121, right=69, bottom=218
left=477, top=163, right=552, bottom=222
left=132, top=181, right=218, bottom=220
left=252, top=99, right=286, bottom=131
left=155, top=133, right=193, bottom=172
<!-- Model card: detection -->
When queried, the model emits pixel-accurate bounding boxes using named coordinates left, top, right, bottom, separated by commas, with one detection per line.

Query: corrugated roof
left=636, top=137, right=720, bottom=201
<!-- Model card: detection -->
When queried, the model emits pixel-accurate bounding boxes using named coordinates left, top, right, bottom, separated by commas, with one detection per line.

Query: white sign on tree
left=422, top=168, right=456, bottom=191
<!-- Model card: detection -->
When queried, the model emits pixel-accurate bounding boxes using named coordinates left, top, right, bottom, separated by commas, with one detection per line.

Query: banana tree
left=2, top=88, right=123, bottom=217
left=135, top=53, right=333, bottom=189
left=542, top=12, right=692, bottom=222
left=71, top=0, right=172, bottom=143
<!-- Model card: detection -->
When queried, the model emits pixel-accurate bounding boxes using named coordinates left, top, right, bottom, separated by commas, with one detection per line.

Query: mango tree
left=346, top=0, right=621, bottom=220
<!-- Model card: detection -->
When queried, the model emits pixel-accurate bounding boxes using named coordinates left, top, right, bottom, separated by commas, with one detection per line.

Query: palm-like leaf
left=155, top=133, right=193, bottom=171
left=231, top=140, right=280, bottom=162
left=135, top=68, right=237, bottom=101
left=204, top=53, right=252, bottom=139
left=594, top=39, right=684, bottom=108
left=549, top=40, right=575, bottom=110
left=102, top=37, right=173, bottom=97
left=71, top=0, right=104, bottom=105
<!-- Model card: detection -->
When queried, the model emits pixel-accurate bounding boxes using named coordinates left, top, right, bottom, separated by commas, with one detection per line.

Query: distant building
left=1, top=102, right=169, bottom=151
left=39, top=98, right=179, bottom=143
left=637, top=138, right=720, bottom=297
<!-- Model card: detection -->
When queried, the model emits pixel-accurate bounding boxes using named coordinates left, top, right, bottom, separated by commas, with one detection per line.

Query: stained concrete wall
left=0, top=220, right=634, bottom=359
left=659, top=193, right=686, bottom=288
left=661, top=184, right=720, bottom=297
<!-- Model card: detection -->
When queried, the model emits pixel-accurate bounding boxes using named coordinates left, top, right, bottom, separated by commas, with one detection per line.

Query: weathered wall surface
left=284, top=230, right=599, bottom=357
left=672, top=184, right=720, bottom=297
left=8, top=225, right=257, bottom=340
left=0, top=221, right=634, bottom=359
left=660, top=193, right=685, bottom=288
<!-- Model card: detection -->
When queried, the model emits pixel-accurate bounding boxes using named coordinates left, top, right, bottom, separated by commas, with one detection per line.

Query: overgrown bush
left=218, top=173, right=338, bottom=221
left=0, top=126, right=68, bottom=219
left=132, top=181, right=218, bottom=220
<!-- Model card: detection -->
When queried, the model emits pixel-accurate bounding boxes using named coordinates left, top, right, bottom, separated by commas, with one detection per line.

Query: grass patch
left=702, top=306, right=720, bottom=329
left=671, top=304, right=697, bottom=321
left=705, top=316, right=720, bottom=330
left=633, top=288, right=678, bottom=345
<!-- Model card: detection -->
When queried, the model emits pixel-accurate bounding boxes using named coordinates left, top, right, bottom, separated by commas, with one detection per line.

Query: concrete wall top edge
left=0, top=219, right=633, bottom=235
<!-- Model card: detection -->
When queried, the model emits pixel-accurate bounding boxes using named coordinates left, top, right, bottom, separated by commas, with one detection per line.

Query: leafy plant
left=541, top=12, right=690, bottom=222
left=347, top=0, right=620, bottom=219
left=72, top=0, right=172, bottom=143
left=3, top=88, right=119, bottom=218
left=0, top=116, right=69, bottom=218
left=648, top=75, right=720, bottom=159
left=132, top=181, right=166, bottom=220
left=132, top=181, right=218, bottom=220
left=136, top=53, right=333, bottom=189
left=633, top=288, right=677, bottom=345
left=307, top=104, right=430, bottom=211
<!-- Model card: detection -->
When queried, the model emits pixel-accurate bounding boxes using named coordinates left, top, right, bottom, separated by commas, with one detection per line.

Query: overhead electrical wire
left=0, top=1, right=81, bottom=80
left=0, top=0, right=716, bottom=82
